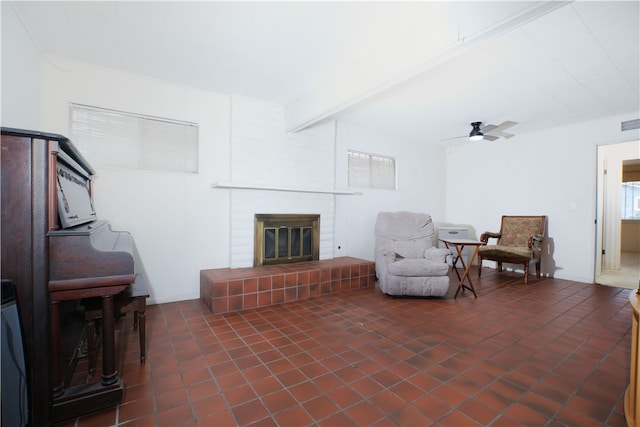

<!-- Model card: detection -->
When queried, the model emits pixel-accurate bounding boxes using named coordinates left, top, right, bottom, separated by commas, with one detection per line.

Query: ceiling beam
left=284, top=1, right=572, bottom=134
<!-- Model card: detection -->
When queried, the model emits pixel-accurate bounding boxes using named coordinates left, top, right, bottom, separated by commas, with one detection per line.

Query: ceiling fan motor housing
left=469, top=122, right=484, bottom=140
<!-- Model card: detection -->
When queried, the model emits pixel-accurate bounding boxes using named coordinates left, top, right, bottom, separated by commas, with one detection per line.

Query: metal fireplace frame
left=254, top=214, right=320, bottom=266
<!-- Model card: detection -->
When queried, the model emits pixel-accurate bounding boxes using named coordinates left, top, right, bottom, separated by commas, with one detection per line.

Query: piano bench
left=82, top=274, right=149, bottom=374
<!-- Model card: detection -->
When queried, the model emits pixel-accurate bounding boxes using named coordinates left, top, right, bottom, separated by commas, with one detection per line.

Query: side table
left=439, top=238, right=484, bottom=298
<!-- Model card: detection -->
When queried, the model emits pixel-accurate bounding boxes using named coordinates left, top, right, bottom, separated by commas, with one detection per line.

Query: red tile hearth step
left=200, top=257, right=375, bottom=314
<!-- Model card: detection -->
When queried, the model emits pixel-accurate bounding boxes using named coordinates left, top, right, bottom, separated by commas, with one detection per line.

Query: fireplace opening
left=254, top=214, right=320, bottom=266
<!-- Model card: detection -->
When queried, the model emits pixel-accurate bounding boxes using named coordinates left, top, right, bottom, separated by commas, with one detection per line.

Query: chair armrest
left=375, top=249, right=399, bottom=283
left=528, top=234, right=544, bottom=249
left=445, top=252, right=453, bottom=266
left=424, top=247, right=453, bottom=266
left=375, top=249, right=396, bottom=270
left=480, top=231, right=501, bottom=244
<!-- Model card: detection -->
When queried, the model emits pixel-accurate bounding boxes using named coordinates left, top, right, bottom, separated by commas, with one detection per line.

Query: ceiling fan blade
left=483, top=135, right=499, bottom=142
left=484, top=121, right=518, bottom=135
left=499, top=120, right=518, bottom=129
left=480, top=124, right=497, bottom=133
left=482, top=121, right=518, bottom=140
left=440, top=135, right=467, bottom=141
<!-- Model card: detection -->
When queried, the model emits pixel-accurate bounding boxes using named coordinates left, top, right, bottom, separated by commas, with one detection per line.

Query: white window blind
left=69, top=103, right=199, bottom=173
left=348, top=150, right=396, bottom=189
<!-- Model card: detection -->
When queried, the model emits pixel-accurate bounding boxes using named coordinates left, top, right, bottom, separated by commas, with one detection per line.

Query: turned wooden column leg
left=138, top=309, right=146, bottom=365
left=101, top=295, right=119, bottom=386
left=627, top=305, right=639, bottom=426
left=86, top=317, right=96, bottom=374
left=51, top=300, right=64, bottom=398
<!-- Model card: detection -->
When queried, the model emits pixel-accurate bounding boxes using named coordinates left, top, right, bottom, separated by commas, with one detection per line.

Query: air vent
left=621, top=118, right=640, bottom=132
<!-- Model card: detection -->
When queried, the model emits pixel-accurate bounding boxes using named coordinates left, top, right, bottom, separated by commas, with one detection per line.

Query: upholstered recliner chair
left=375, top=211, right=452, bottom=297
left=478, top=215, right=547, bottom=284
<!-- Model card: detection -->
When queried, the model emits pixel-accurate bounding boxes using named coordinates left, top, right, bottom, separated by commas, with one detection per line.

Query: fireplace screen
left=254, top=214, right=320, bottom=266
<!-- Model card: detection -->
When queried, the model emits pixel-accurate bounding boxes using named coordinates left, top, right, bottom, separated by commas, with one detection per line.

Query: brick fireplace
left=199, top=97, right=374, bottom=314
left=200, top=211, right=376, bottom=314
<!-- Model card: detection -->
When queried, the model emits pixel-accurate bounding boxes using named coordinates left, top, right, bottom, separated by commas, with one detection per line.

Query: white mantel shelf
left=211, top=182, right=362, bottom=195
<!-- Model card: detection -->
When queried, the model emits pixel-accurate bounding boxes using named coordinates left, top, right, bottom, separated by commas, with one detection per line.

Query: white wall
left=334, top=122, right=447, bottom=261
left=227, top=96, right=337, bottom=267
left=445, top=114, right=640, bottom=283
left=39, top=56, right=231, bottom=304
left=1, top=4, right=40, bottom=128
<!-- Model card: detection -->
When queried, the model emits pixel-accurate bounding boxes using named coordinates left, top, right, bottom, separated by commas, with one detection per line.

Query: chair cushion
left=387, top=258, right=449, bottom=277
left=375, top=211, right=434, bottom=240
left=375, top=212, right=435, bottom=260
left=478, top=245, right=533, bottom=260
left=392, top=241, right=422, bottom=259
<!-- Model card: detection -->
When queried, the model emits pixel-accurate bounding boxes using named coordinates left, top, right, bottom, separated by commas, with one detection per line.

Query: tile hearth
left=200, top=257, right=375, bottom=314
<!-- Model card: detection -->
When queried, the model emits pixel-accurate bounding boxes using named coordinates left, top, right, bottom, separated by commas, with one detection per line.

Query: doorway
left=595, top=141, right=640, bottom=289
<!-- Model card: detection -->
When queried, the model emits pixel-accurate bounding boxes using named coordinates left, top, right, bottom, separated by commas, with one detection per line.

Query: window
left=69, top=103, right=199, bottom=173
left=348, top=150, right=396, bottom=189
left=622, top=181, right=640, bottom=219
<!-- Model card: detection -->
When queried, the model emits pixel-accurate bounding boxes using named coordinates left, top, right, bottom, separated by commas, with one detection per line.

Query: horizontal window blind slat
left=69, top=103, right=199, bottom=173
left=348, top=149, right=396, bottom=189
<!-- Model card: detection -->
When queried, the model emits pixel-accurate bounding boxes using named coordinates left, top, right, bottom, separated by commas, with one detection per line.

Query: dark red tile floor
left=56, top=268, right=632, bottom=426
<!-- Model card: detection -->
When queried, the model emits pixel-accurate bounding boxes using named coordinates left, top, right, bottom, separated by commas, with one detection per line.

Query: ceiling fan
left=442, top=121, right=518, bottom=142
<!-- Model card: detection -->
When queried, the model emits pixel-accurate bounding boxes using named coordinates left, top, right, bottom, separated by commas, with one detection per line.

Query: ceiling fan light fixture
left=469, top=122, right=484, bottom=141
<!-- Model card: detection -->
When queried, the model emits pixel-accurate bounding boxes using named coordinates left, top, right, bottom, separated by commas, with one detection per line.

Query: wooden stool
left=82, top=274, right=149, bottom=373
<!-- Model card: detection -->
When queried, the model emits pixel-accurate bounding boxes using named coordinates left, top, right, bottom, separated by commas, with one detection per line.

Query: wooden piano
left=1, top=128, right=142, bottom=424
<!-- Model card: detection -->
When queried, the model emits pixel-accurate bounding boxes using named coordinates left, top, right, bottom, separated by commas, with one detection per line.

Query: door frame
left=595, top=141, right=640, bottom=282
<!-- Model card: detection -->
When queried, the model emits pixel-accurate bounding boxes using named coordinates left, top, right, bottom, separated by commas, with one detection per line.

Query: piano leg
left=51, top=300, right=65, bottom=398
left=86, top=318, right=97, bottom=374
left=100, top=295, right=119, bottom=386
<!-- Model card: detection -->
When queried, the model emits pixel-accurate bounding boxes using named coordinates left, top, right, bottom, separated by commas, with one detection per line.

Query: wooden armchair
left=478, top=215, right=546, bottom=284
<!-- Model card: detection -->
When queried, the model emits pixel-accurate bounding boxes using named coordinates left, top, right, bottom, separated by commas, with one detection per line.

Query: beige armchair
left=375, top=212, right=452, bottom=297
left=478, top=215, right=547, bottom=284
